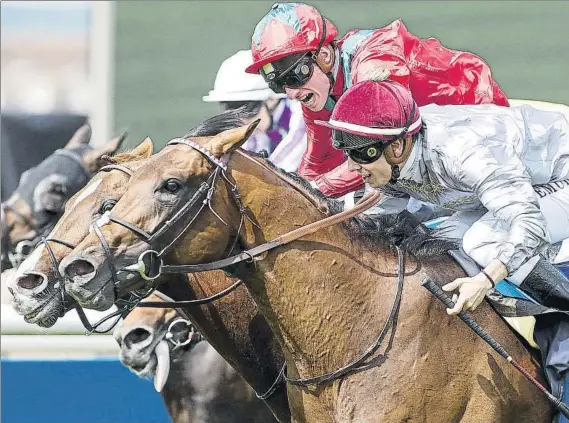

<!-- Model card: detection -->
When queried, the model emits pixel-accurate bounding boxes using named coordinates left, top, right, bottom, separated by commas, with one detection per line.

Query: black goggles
left=332, top=129, right=388, bottom=165
left=345, top=143, right=387, bottom=165
left=261, top=53, right=314, bottom=94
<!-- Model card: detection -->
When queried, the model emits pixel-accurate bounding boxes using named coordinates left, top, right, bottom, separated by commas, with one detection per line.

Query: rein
left=285, top=246, right=405, bottom=386
left=132, top=191, right=380, bottom=309
left=135, top=190, right=381, bottom=276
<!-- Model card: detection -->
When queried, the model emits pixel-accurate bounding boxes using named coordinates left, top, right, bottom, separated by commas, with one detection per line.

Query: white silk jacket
left=375, top=102, right=569, bottom=274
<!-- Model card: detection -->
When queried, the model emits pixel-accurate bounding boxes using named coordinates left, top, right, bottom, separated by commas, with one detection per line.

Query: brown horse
left=11, top=111, right=291, bottom=423
left=115, top=292, right=277, bottom=423
left=61, top=121, right=551, bottom=422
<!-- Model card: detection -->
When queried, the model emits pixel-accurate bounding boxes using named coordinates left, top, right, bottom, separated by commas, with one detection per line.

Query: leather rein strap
left=159, top=189, right=381, bottom=275
left=135, top=190, right=381, bottom=309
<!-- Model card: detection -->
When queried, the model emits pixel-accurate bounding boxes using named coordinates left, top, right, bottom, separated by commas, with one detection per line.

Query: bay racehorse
left=115, top=292, right=277, bottom=423
left=59, top=119, right=551, bottom=422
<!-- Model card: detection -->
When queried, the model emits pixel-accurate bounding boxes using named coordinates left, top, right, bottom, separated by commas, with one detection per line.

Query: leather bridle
left=30, top=163, right=153, bottom=334
left=87, top=138, right=409, bottom=391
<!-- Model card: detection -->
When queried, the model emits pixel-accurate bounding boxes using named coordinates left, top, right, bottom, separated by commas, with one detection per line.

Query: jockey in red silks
left=245, top=2, right=509, bottom=198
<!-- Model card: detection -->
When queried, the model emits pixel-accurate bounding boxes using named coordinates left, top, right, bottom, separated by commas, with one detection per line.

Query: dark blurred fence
left=113, top=1, right=569, bottom=150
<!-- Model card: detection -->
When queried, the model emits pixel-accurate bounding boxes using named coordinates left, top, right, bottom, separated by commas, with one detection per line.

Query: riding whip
left=422, top=277, right=569, bottom=419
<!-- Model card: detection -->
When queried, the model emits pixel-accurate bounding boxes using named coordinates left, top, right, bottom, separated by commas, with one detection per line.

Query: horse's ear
left=209, top=120, right=260, bottom=157
left=130, top=137, right=153, bottom=158
left=94, top=130, right=129, bottom=156
left=111, top=137, right=154, bottom=164
left=83, top=131, right=131, bottom=171
left=65, top=123, right=92, bottom=148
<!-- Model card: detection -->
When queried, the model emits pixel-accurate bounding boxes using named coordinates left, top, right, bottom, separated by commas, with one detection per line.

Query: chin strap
left=387, top=101, right=417, bottom=185
left=389, top=164, right=401, bottom=185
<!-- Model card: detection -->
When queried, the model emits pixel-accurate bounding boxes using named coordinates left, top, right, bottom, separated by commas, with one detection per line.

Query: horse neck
left=160, top=273, right=291, bottom=423
left=229, top=153, right=424, bottom=379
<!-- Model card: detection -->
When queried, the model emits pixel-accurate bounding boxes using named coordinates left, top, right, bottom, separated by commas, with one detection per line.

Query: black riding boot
left=519, top=257, right=569, bottom=312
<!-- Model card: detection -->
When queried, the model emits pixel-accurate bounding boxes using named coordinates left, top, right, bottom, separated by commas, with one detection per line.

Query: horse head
left=61, top=116, right=259, bottom=310
left=114, top=292, right=195, bottom=392
left=1, top=123, right=127, bottom=271
left=8, top=138, right=153, bottom=327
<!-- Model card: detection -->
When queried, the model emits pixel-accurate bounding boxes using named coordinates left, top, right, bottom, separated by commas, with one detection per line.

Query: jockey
left=315, top=79, right=569, bottom=418
left=315, top=79, right=569, bottom=312
left=204, top=49, right=307, bottom=172
left=245, top=2, right=509, bottom=198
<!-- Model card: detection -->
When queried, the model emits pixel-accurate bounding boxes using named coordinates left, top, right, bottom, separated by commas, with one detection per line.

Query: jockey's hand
left=442, top=273, right=493, bottom=315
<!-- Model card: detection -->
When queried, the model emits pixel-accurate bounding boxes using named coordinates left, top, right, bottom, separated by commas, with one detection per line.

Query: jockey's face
left=348, top=154, right=392, bottom=188
left=284, top=62, right=330, bottom=112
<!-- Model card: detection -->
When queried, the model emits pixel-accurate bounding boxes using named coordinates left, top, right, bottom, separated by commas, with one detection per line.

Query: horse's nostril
left=65, top=259, right=95, bottom=278
left=123, top=328, right=152, bottom=349
left=16, top=274, right=45, bottom=290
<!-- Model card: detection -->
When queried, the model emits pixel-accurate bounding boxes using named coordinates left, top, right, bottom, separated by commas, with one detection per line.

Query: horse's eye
left=100, top=200, right=116, bottom=214
left=164, top=179, right=182, bottom=194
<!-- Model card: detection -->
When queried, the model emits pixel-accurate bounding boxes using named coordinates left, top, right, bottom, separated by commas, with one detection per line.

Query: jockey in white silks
left=316, top=79, right=569, bottom=312
left=203, top=49, right=307, bottom=172
left=314, top=79, right=569, bottom=420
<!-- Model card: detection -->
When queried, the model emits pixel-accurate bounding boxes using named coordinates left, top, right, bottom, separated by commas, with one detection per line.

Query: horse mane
left=184, top=108, right=459, bottom=258
left=185, top=107, right=255, bottom=138
left=245, top=150, right=459, bottom=258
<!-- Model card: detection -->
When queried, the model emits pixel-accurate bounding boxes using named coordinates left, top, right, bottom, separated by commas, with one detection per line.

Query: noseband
left=33, top=163, right=145, bottom=334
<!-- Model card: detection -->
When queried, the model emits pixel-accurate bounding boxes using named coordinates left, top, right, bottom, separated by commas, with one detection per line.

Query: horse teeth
left=154, top=340, right=170, bottom=392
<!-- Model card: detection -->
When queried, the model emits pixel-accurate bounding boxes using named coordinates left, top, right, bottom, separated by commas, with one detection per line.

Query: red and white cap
left=315, top=80, right=422, bottom=144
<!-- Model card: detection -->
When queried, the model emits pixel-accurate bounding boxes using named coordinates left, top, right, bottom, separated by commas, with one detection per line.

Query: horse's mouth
left=122, top=340, right=172, bottom=392
left=66, top=277, right=117, bottom=311
left=130, top=355, right=157, bottom=378
left=24, top=301, right=63, bottom=327
left=10, top=286, right=63, bottom=324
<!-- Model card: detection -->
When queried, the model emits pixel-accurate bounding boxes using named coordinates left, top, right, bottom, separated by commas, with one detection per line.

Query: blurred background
left=1, top=1, right=568, bottom=422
